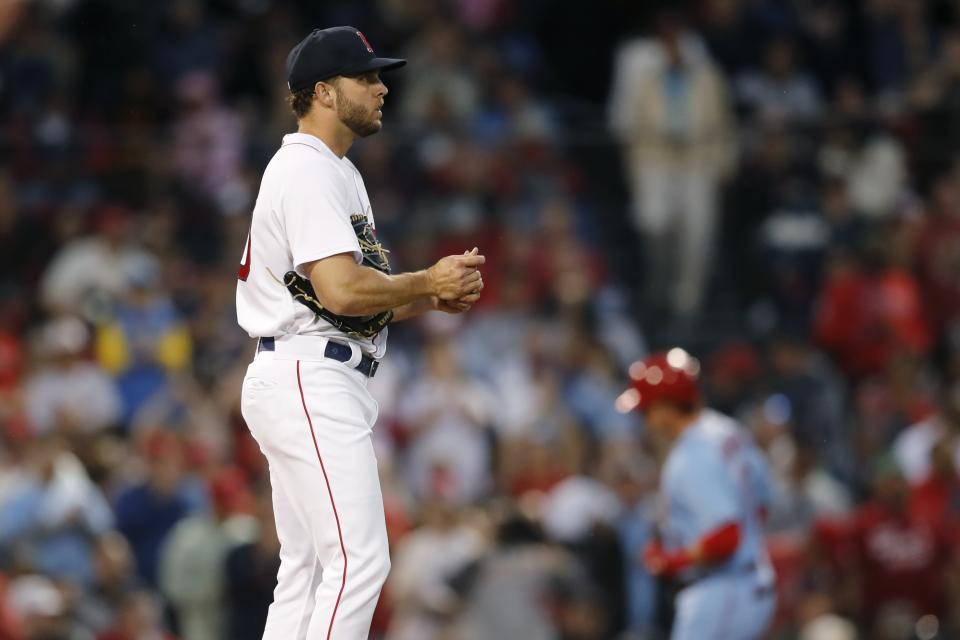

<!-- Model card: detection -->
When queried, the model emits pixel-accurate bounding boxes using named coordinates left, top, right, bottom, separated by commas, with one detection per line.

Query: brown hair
left=287, top=87, right=315, bottom=119
left=287, top=77, right=341, bottom=119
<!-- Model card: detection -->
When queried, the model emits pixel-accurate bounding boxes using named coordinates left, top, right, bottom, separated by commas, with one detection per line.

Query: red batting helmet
left=616, top=348, right=701, bottom=413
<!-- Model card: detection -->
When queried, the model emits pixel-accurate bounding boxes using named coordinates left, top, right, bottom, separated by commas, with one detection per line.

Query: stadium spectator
left=170, top=71, right=247, bottom=210
left=846, top=459, right=958, bottom=633
left=39, top=206, right=158, bottom=323
left=0, top=434, right=113, bottom=586
left=158, top=466, right=255, bottom=640
left=397, top=338, right=498, bottom=504
left=96, top=589, right=177, bottom=640
left=75, top=532, right=141, bottom=636
left=112, top=430, right=205, bottom=586
left=94, top=261, right=192, bottom=427
left=894, top=381, right=960, bottom=486
left=5, top=574, right=72, bottom=640
left=223, top=482, right=280, bottom=640
left=914, top=170, right=960, bottom=333
left=609, top=10, right=736, bottom=318
left=385, top=499, right=486, bottom=639
left=814, top=231, right=931, bottom=378
left=23, top=316, right=121, bottom=436
left=736, top=36, right=823, bottom=124
left=453, top=512, right=586, bottom=640
left=610, top=456, right=658, bottom=637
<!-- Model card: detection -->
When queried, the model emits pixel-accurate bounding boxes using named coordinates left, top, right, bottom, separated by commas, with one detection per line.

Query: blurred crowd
left=1, top=0, right=960, bottom=639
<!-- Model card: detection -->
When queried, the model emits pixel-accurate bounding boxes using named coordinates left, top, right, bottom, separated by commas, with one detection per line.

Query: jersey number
left=237, top=232, right=252, bottom=281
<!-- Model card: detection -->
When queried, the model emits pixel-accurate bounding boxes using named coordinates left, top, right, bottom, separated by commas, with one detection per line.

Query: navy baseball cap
left=286, top=26, right=406, bottom=91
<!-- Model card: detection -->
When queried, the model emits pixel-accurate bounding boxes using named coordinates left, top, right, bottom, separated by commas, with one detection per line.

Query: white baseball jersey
left=236, top=132, right=388, bottom=358
left=239, top=131, right=391, bottom=640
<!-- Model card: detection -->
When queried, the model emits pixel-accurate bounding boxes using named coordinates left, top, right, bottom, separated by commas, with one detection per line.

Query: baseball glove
left=283, top=270, right=393, bottom=339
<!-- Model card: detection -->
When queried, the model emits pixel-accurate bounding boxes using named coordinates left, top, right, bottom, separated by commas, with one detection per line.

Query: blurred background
left=1, top=0, right=960, bottom=638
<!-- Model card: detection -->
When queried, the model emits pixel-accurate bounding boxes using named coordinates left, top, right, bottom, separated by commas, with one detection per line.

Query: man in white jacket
left=609, top=12, right=736, bottom=319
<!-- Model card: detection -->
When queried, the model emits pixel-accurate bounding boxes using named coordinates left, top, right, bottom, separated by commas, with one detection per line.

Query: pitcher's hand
left=427, top=248, right=485, bottom=300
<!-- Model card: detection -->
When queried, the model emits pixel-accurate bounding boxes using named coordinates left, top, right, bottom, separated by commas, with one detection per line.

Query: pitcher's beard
left=337, top=93, right=381, bottom=137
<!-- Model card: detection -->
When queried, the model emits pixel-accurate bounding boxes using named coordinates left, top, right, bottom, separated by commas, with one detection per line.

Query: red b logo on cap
left=356, top=30, right=374, bottom=54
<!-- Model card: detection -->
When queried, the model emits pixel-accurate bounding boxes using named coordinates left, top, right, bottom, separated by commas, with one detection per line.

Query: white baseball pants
left=241, top=345, right=389, bottom=640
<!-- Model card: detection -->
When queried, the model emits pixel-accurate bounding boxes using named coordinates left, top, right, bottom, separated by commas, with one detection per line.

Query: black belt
left=258, top=337, right=380, bottom=378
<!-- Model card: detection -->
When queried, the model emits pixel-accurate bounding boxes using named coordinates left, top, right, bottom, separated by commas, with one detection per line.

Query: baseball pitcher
left=237, top=27, right=485, bottom=640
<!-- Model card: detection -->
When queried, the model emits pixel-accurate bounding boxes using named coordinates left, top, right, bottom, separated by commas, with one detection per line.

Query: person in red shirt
left=848, top=458, right=955, bottom=632
left=815, top=233, right=930, bottom=378
left=0, top=572, right=23, bottom=640
left=910, top=437, right=960, bottom=528
left=914, top=173, right=960, bottom=332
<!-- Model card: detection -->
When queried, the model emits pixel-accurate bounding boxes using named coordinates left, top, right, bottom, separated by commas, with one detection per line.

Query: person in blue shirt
left=113, top=430, right=206, bottom=586
left=0, top=435, right=114, bottom=586
left=618, top=348, right=776, bottom=639
left=610, top=457, right=660, bottom=638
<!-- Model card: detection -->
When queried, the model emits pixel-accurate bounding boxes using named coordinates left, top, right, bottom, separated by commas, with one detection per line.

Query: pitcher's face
left=335, top=70, right=388, bottom=137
